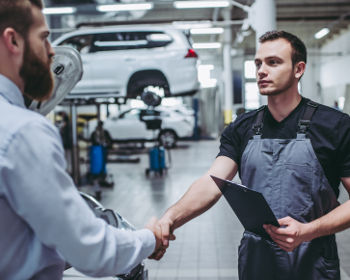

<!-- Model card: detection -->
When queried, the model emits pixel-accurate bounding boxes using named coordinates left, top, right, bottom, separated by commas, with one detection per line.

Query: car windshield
left=119, top=109, right=140, bottom=119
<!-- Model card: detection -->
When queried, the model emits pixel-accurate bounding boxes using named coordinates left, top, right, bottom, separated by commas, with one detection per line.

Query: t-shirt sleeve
left=337, top=113, right=350, bottom=178
left=217, top=121, right=242, bottom=165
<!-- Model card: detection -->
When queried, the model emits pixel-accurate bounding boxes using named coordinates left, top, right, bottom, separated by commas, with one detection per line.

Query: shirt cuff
left=133, top=229, right=156, bottom=258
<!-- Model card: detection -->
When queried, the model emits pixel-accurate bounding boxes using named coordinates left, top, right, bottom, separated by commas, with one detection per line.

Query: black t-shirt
left=218, top=97, right=350, bottom=197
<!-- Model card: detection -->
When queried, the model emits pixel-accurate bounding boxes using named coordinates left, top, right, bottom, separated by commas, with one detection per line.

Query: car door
left=88, top=32, right=140, bottom=95
left=104, top=109, right=152, bottom=140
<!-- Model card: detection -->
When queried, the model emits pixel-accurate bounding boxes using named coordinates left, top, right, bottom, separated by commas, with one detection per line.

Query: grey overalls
left=238, top=102, right=340, bottom=280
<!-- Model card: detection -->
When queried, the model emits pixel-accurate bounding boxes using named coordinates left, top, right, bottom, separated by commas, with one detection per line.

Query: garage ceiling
left=44, top=0, right=350, bottom=51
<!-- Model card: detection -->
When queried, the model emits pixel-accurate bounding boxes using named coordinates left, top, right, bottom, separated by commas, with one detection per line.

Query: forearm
left=161, top=156, right=238, bottom=231
left=163, top=173, right=222, bottom=230
left=308, top=200, right=350, bottom=240
left=307, top=178, right=350, bottom=240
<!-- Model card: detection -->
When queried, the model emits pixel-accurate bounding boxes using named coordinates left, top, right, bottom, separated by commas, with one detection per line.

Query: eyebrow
left=265, top=56, right=282, bottom=60
left=255, top=56, right=283, bottom=62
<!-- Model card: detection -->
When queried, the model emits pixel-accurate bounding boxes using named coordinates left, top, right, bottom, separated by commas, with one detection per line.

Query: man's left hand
left=263, top=216, right=315, bottom=252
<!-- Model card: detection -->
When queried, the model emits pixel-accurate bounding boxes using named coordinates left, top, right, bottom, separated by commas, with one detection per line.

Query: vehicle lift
left=62, top=94, right=125, bottom=200
left=141, top=91, right=171, bottom=177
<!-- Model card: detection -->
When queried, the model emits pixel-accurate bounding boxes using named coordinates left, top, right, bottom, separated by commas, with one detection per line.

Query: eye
left=268, top=59, right=278, bottom=65
left=255, top=61, right=262, bottom=69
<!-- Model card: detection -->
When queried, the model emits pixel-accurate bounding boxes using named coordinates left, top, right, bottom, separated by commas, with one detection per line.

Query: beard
left=19, top=42, right=54, bottom=101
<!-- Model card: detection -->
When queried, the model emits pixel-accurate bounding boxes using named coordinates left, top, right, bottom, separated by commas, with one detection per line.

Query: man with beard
left=154, top=31, right=350, bottom=279
left=0, top=1, right=164, bottom=279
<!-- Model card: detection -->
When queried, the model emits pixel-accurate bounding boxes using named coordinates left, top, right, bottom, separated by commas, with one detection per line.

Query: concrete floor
left=75, top=139, right=350, bottom=279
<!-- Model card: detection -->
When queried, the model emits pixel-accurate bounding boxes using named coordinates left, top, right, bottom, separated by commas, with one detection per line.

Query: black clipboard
left=211, top=175, right=279, bottom=239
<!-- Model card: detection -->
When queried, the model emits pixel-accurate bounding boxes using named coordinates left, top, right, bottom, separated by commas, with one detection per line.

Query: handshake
left=145, top=215, right=176, bottom=260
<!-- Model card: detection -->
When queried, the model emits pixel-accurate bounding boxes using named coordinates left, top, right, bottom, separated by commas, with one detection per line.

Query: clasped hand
left=263, top=216, right=314, bottom=252
left=145, top=216, right=175, bottom=260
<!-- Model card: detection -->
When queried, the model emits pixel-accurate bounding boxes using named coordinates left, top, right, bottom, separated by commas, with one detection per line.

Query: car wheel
left=158, top=130, right=177, bottom=148
left=127, top=71, right=170, bottom=98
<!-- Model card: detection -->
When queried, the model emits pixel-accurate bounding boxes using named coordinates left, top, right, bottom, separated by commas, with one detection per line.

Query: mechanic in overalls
left=154, top=31, right=350, bottom=279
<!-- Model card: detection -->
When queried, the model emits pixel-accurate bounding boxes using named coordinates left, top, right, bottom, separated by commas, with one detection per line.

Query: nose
left=47, top=41, right=55, bottom=60
left=257, top=63, right=267, bottom=78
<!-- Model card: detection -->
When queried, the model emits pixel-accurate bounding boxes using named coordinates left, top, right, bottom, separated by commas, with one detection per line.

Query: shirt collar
left=0, top=74, right=25, bottom=108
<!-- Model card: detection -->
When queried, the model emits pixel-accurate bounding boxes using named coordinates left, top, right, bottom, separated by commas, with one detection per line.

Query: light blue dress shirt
left=0, top=74, right=155, bottom=280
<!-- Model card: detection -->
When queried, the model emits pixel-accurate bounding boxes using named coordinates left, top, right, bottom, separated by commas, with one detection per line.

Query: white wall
left=319, top=27, right=350, bottom=111
left=300, top=49, right=322, bottom=102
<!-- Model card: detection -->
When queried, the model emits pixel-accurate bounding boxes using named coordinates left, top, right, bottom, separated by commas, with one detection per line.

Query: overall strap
left=252, top=105, right=266, bottom=136
left=297, top=101, right=318, bottom=134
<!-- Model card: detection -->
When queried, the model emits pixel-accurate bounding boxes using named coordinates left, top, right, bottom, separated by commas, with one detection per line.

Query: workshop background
left=41, top=1, right=350, bottom=279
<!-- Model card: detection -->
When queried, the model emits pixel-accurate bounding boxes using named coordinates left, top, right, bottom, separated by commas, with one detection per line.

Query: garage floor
left=79, top=139, right=350, bottom=280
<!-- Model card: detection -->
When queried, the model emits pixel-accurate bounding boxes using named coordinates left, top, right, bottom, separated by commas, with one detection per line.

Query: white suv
left=52, top=25, right=199, bottom=99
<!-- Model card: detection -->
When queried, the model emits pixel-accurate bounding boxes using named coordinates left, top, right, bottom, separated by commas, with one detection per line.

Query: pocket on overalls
left=280, top=163, right=314, bottom=216
left=314, top=238, right=340, bottom=280
left=314, top=256, right=340, bottom=280
left=238, top=231, right=279, bottom=280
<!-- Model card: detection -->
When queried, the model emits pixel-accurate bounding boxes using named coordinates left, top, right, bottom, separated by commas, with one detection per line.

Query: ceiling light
left=43, top=7, right=76, bottom=15
left=94, top=40, right=147, bottom=47
left=190, top=27, right=224, bottom=35
left=172, top=21, right=212, bottom=29
left=314, top=28, right=330, bottom=39
left=174, top=1, right=230, bottom=9
left=193, top=42, right=222, bottom=49
left=97, top=3, right=154, bottom=12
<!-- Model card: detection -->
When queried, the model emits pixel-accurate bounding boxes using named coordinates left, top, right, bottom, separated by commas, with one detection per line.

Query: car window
left=90, top=31, right=173, bottom=52
left=120, top=109, right=140, bottom=120
left=146, top=33, right=172, bottom=48
left=59, top=35, right=93, bottom=54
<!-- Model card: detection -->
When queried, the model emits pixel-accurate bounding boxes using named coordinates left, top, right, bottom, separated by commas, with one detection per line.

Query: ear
left=294, top=61, right=306, bottom=79
left=1, top=27, right=24, bottom=54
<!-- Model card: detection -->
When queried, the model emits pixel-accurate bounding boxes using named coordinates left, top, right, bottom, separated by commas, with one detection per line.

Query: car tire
left=158, top=129, right=177, bottom=148
left=127, top=71, right=170, bottom=98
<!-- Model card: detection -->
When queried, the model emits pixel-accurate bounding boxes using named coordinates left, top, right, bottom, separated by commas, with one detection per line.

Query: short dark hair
left=0, top=0, right=43, bottom=38
left=259, top=30, right=307, bottom=65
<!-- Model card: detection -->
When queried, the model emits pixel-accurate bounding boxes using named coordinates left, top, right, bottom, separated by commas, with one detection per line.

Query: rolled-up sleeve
left=217, top=122, right=241, bottom=165
left=1, top=120, right=155, bottom=277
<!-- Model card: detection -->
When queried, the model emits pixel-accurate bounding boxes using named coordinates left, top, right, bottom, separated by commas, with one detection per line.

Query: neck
left=267, top=89, right=302, bottom=122
left=0, top=70, right=24, bottom=92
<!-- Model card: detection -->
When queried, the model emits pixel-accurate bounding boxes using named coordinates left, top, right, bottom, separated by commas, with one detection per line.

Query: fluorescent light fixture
left=190, top=27, right=224, bottom=35
left=172, top=21, right=212, bottom=29
left=174, top=1, right=229, bottom=9
left=94, top=40, right=147, bottom=47
left=193, top=42, right=222, bottom=49
left=43, top=7, right=76, bottom=15
left=314, top=28, right=330, bottom=39
left=97, top=3, right=153, bottom=12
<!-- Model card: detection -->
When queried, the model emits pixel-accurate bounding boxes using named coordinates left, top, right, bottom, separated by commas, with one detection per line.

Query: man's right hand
left=147, top=215, right=176, bottom=260
left=158, top=215, right=176, bottom=248
left=145, top=217, right=163, bottom=254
